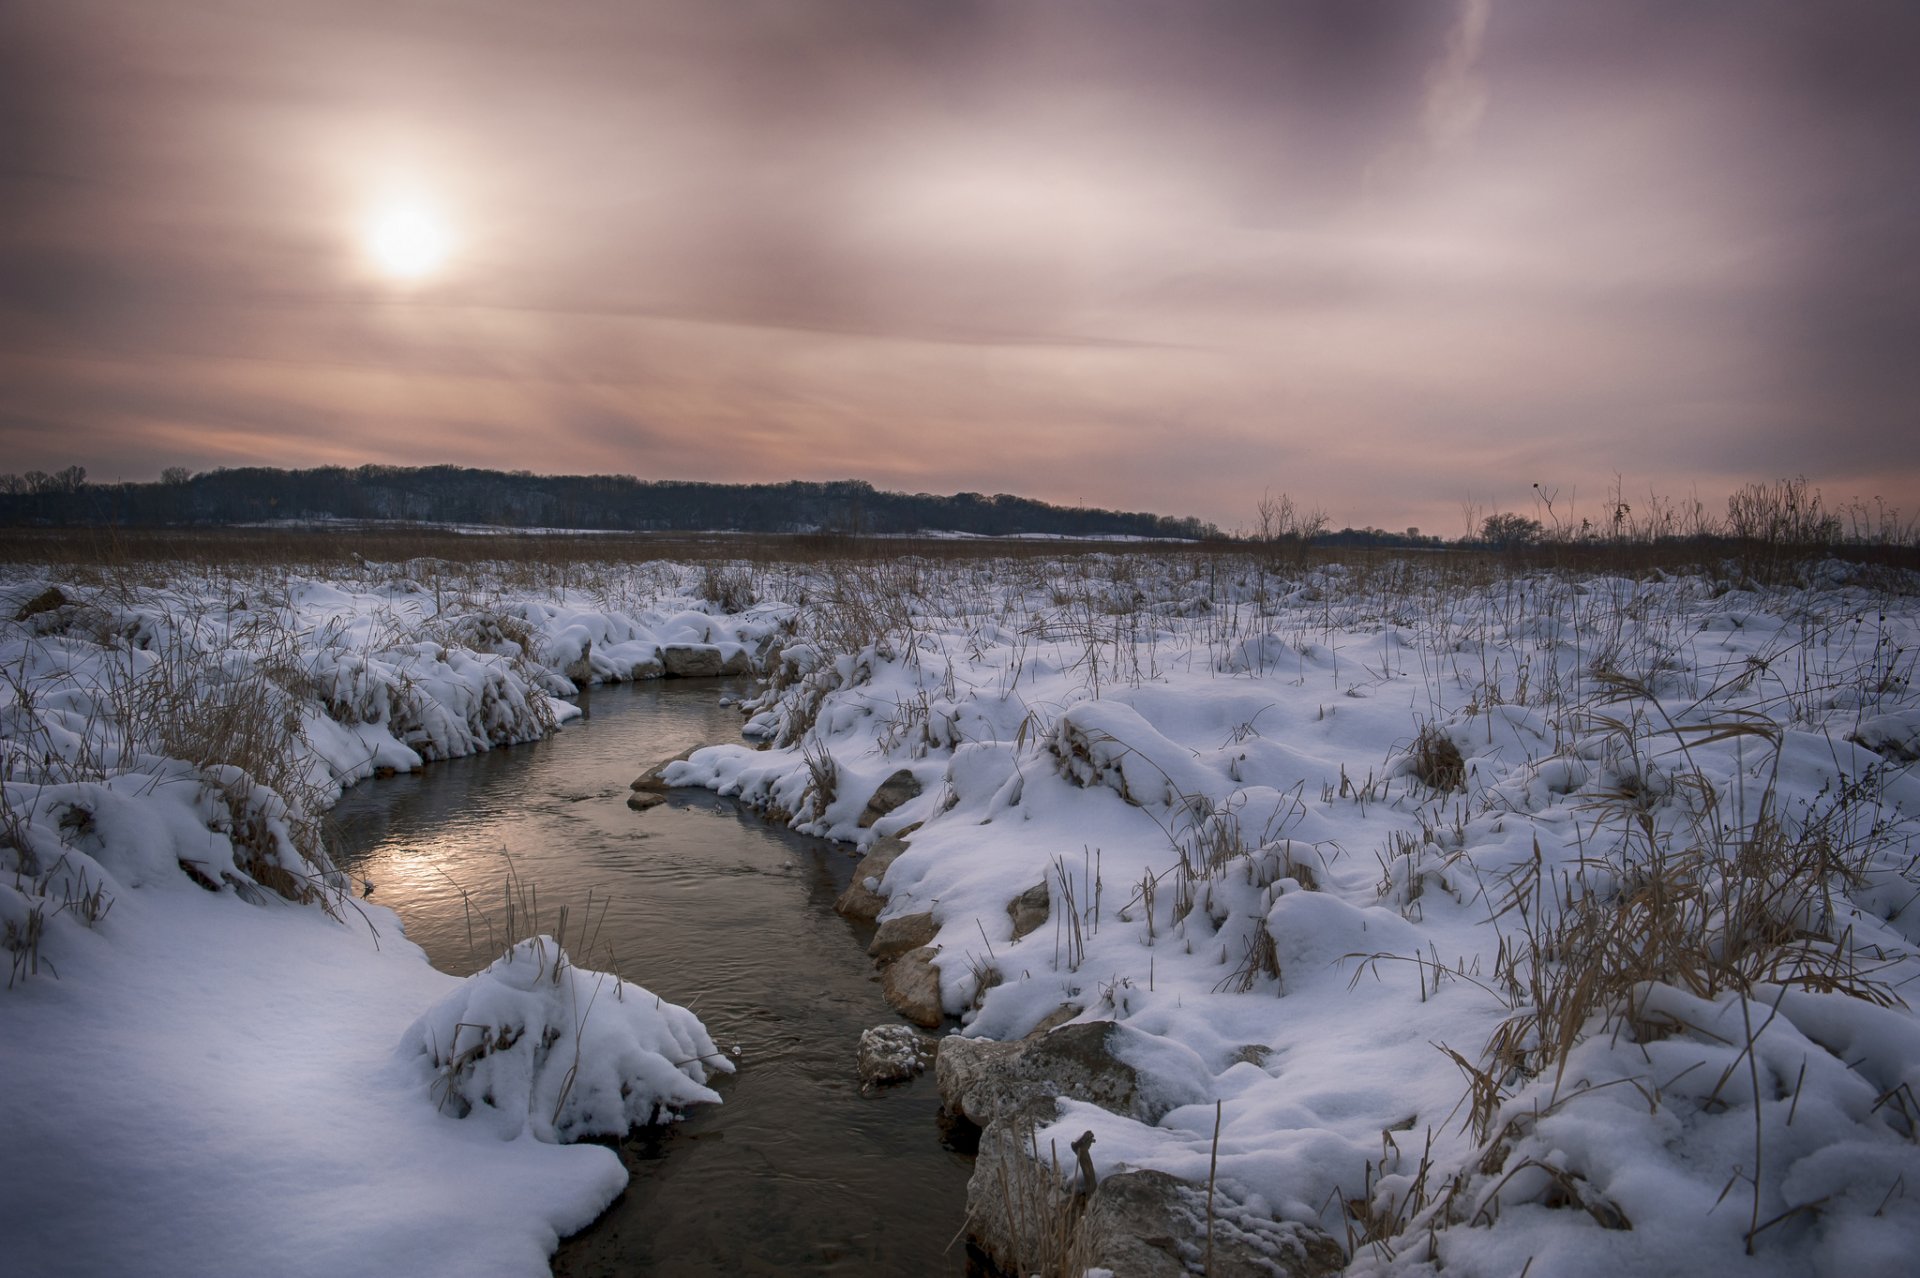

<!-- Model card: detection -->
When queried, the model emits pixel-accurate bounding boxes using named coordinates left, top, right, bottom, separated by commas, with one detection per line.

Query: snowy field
left=4, top=549, right=1920, bottom=1276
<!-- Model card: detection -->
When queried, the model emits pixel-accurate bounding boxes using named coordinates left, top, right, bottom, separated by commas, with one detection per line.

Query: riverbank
left=669, top=553, right=1920, bottom=1277
left=0, top=561, right=779, bottom=1277
left=6, top=550, right=1920, bottom=1276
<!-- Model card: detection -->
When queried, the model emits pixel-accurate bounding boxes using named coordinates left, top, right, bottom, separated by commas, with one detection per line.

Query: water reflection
left=328, top=679, right=972, bottom=1276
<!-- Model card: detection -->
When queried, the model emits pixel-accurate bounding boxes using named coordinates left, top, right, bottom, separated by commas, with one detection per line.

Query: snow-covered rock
left=856, top=1023, right=932, bottom=1087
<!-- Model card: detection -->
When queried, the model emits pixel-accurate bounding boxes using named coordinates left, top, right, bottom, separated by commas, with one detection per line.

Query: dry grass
left=1406, top=723, right=1466, bottom=792
left=969, top=1118, right=1097, bottom=1278
left=432, top=851, right=621, bottom=978
left=108, top=615, right=347, bottom=912
left=1481, top=682, right=1902, bottom=1099
left=0, top=525, right=1211, bottom=572
left=800, top=735, right=839, bottom=822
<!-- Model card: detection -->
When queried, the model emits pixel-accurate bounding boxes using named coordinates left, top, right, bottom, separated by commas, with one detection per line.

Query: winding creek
left=327, top=678, right=974, bottom=1276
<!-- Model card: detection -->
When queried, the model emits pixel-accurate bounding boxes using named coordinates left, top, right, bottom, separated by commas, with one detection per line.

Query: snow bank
left=0, top=560, right=781, bottom=1277
left=668, top=553, right=1920, bottom=1275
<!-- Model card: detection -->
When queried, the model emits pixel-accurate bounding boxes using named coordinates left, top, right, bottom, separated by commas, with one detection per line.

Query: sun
left=363, top=200, right=451, bottom=282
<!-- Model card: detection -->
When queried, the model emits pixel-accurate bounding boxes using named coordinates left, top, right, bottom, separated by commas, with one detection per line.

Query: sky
left=2, top=0, right=1916, bottom=535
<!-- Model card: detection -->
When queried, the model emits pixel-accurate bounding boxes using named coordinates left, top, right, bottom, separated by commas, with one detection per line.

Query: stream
left=327, top=677, right=974, bottom=1276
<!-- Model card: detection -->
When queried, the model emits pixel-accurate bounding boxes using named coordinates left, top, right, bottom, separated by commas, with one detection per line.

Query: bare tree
left=1480, top=512, right=1543, bottom=548
left=1253, top=489, right=1327, bottom=542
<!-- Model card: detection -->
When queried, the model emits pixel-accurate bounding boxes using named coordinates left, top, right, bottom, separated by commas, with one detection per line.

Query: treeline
left=0, top=464, right=1220, bottom=540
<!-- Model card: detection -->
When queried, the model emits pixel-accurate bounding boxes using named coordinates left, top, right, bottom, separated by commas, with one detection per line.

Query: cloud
left=0, top=1, right=1916, bottom=531
left=1423, top=0, right=1492, bottom=154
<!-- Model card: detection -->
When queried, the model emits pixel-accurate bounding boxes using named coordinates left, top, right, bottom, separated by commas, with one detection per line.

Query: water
left=328, top=678, right=974, bottom=1276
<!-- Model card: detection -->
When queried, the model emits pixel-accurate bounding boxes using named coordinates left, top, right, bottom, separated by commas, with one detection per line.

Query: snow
left=400, top=935, right=731, bottom=1144
left=3, top=880, right=628, bottom=1278
left=5, top=550, right=1920, bottom=1276
left=667, top=552, right=1920, bottom=1276
left=0, top=561, right=778, bottom=1277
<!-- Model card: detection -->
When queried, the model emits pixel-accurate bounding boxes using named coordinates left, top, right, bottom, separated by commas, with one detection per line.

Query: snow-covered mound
left=400, top=935, right=731, bottom=1143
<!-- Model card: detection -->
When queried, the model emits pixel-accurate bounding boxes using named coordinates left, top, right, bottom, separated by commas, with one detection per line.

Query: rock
left=625, top=792, right=665, bottom=812
left=1089, top=1177, right=1196, bottom=1278
left=627, top=655, right=666, bottom=680
left=13, top=586, right=67, bottom=621
left=631, top=744, right=702, bottom=792
left=834, top=835, right=909, bottom=922
left=661, top=644, right=725, bottom=677
left=935, top=1038, right=1021, bottom=1120
left=1007, top=881, right=1050, bottom=940
left=1084, top=1170, right=1344, bottom=1278
left=856, top=1024, right=933, bottom=1087
left=967, top=1110, right=1342, bottom=1278
left=881, top=947, right=944, bottom=1027
left=936, top=1021, right=1169, bottom=1128
left=836, top=878, right=886, bottom=924
left=868, top=910, right=938, bottom=961
left=1024, top=1004, right=1080, bottom=1039
left=962, top=1099, right=1079, bottom=1276
left=719, top=647, right=753, bottom=676
left=564, top=636, right=594, bottom=687
left=857, top=769, right=922, bottom=829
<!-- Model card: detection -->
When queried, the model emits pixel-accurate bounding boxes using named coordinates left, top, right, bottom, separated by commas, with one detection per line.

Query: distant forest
left=0, top=464, right=1221, bottom=540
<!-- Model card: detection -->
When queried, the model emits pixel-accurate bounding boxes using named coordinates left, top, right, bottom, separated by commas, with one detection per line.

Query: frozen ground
left=4, top=550, right=1919, bottom=1276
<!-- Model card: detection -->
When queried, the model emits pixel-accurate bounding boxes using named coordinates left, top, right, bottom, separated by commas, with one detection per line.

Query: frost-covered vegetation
left=4, top=543, right=1919, bottom=1276
left=673, top=548, right=1920, bottom=1276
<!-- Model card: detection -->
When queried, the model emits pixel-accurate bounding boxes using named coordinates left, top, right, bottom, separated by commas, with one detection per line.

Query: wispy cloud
left=1423, top=0, right=1492, bottom=154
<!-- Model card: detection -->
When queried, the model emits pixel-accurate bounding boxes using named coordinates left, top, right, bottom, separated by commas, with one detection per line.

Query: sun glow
left=363, top=200, right=451, bottom=282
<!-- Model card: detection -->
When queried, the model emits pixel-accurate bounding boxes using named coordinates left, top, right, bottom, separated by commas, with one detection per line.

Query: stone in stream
left=867, top=910, right=937, bottom=961
left=856, top=1024, right=934, bottom=1087
left=881, top=947, right=944, bottom=1028
left=834, top=835, right=909, bottom=922
left=625, top=792, right=665, bottom=812
left=1007, top=881, right=1050, bottom=940
left=631, top=744, right=702, bottom=792
left=659, top=643, right=752, bottom=678
left=856, top=769, right=922, bottom=829
left=660, top=643, right=725, bottom=677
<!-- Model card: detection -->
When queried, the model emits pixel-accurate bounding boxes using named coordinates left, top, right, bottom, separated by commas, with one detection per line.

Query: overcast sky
left=2, top=0, right=1915, bottom=533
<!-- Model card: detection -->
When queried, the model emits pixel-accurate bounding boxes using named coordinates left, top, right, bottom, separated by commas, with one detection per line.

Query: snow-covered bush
left=400, top=935, right=731, bottom=1143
